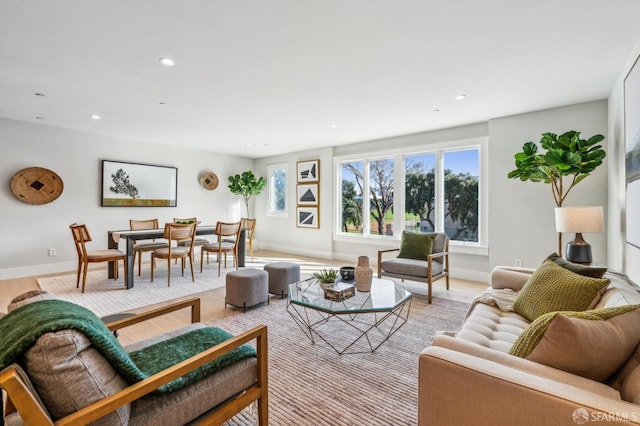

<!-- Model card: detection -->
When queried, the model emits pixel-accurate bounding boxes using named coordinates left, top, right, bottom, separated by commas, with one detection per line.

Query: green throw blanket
left=0, top=300, right=256, bottom=393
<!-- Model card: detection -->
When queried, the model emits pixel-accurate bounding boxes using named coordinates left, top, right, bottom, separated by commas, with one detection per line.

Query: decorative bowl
left=340, top=266, right=355, bottom=281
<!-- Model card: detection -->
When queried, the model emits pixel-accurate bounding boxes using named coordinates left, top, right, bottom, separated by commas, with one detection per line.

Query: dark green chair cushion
left=397, top=231, right=435, bottom=261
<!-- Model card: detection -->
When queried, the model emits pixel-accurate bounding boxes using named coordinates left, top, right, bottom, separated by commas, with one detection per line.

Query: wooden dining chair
left=173, top=217, right=209, bottom=248
left=69, top=223, right=127, bottom=293
left=241, top=218, right=257, bottom=260
left=129, top=218, right=168, bottom=276
left=201, top=221, right=241, bottom=276
left=151, top=222, right=196, bottom=286
left=223, top=218, right=257, bottom=261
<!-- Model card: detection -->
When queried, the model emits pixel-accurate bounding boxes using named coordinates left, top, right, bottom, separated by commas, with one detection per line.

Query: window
left=405, top=153, right=436, bottom=233
left=340, top=162, right=363, bottom=234
left=443, top=149, right=479, bottom=242
left=337, top=144, right=482, bottom=244
left=339, top=158, right=395, bottom=237
left=267, top=164, right=287, bottom=216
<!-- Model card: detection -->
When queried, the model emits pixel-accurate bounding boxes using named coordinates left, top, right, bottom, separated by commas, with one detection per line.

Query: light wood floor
left=0, top=250, right=487, bottom=345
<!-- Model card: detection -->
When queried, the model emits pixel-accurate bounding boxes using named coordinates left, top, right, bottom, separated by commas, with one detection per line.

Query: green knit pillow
left=512, top=260, right=610, bottom=322
left=397, top=231, right=435, bottom=261
left=509, top=305, right=640, bottom=381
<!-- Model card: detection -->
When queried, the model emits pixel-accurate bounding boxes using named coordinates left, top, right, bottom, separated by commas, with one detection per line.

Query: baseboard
left=0, top=261, right=76, bottom=280
left=257, top=242, right=333, bottom=261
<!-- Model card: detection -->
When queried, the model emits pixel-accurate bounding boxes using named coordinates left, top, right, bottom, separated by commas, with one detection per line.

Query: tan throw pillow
left=23, top=329, right=130, bottom=424
left=397, top=231, right=435, bottom=261
left=7, top=290, right=56, bottom=312
left=512, top=260, right=610, bottom=322
left=509, top=305, right=640, bottom=381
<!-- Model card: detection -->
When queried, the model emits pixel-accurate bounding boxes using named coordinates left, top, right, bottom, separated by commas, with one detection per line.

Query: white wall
left=254, top=123, right=493, bottom=282
left=608, top=38, right=640, bottom=282
left=0, top=98, right=615, bottom=283
left=0, top=118, right=253, bottom=279
left=488, top=100, right=609, bottom=269
left=253, top=147, right=335, bottom=260
left=253, top=103, right=610, bottom=283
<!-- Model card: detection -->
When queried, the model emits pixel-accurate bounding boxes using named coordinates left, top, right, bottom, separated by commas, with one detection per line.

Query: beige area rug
left=214, top=294, right=469, bottom=426
left=36, top=266, right=229, bottom=318
left=35, top=254, right=335, bottom=318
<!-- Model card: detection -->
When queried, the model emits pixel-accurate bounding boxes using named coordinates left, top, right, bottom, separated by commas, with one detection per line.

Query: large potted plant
left=228, top=171, right=266, bottom=218
left=507, top=130, right=606, bottom=255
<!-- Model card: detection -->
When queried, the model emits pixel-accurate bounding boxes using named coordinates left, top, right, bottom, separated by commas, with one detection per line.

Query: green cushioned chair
left=377, top=232, right=450, bottom=304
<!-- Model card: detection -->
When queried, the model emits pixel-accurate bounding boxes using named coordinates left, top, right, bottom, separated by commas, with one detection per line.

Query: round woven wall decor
left=10, top=166, right=64, bottom=205
left=199, top=171, right=219, bottom=190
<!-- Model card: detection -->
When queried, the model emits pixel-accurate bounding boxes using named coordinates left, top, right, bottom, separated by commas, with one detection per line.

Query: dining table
left=107, top=225, right=246, bottom=288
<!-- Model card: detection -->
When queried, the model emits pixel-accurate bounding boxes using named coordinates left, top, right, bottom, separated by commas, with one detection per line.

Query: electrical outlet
left=515, top=258, right=522, bottom=267
left=48, top=248, right=56, bottom=257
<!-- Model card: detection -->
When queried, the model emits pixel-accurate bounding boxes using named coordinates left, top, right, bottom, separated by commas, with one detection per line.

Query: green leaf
left=565, top=152, right=581, bottom=164
left=587, top=134, right=605, bottom=145
left=522, top=141, right=538, bottom=156
left=514, top=152, right=528, bottom=161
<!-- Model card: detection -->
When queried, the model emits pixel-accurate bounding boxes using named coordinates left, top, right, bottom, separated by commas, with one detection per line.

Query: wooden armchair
left=0, top=296, right=268, bottom=425
left=378, top=232, right=450, bottom=304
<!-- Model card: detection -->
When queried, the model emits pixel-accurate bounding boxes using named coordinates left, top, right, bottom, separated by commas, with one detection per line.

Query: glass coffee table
left=286, top=277, right=412, bottom=354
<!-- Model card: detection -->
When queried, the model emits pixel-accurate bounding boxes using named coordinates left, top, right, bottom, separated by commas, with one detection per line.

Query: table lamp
left=554, top=206, right=604, bottom=264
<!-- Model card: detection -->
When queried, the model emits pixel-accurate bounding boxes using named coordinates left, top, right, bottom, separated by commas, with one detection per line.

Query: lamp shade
left=554, top=206, right=604, bottom=233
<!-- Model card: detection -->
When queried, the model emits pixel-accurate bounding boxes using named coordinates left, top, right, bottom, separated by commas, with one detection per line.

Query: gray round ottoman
left=264, top=262, right=300, bottom=297
left=225, top=269, right=269, bottom=312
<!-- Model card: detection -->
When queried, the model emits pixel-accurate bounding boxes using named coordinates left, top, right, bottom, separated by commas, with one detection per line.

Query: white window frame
left=267, top=163, right=288, bottom=217
left=333, top=137, right=488, bottom=252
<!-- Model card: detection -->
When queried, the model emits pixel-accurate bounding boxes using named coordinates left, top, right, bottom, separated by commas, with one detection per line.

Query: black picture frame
left=101, top=160, right=177, bottom=207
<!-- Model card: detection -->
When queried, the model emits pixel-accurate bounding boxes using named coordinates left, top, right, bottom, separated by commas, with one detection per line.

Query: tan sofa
left=419, top=267, right=640, bottom=425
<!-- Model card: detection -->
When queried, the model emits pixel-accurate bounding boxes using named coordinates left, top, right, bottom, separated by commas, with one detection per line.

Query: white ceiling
left=2, top=1, right=640, bottom=159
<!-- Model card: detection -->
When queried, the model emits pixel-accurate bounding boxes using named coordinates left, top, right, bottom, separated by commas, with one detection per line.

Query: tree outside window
left=340, top=162, right=363, bottom=234
left=268, top=164, right=287, bottom=215
left=338, top=146, right=480, bottom=243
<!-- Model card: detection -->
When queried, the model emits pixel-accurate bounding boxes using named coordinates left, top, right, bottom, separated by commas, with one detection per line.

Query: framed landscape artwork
left=297, top=183, right=319, bottom=206
left=625, top=54, right=640, bottom=248
left=297, top=159, right=319, bottom=183
left=297, top=207, right=319, bottom=228
left=101, top=160, right=177, bottom=207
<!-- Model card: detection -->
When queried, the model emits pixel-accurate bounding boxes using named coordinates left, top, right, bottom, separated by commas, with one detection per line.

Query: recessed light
left=454, top=94, right=467, bottom=101
left=90, top=114, right=101, bottom=120
left=264, top=143, right=270, bottom=147
left=330, top=124, right=337, bottom=129
left=245, top=143, right=251, bottom=147
left=432, top=109, right=440, bottom=113
left=159, top=102, right=167, bottom=106
left=35, top=116, right=44, bottom=120
left=159, top=57, right=175, bottom=66
left=34, top=93, right=45, bottom=97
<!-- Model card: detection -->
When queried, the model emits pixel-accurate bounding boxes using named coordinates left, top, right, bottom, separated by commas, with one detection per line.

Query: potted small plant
left=312, top=268, right=340, bottom=288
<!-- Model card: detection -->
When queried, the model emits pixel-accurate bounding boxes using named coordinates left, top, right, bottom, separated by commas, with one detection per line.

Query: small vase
left=355, top=256, right=373, bottom=292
